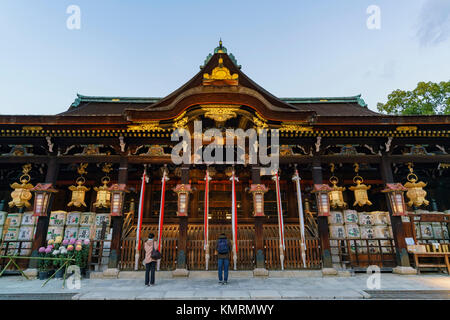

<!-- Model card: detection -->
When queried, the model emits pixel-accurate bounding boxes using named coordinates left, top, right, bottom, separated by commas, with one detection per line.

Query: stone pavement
left=0, top=272, right=449, bottom=300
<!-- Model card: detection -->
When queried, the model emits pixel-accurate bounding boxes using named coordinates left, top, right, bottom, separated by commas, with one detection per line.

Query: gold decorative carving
left=127, top=121, right=162, bottom=131
left=396, top=126, right=418, bottom=132
left=203, top=57, right=238, bottom=86
left=22, top=126, right=43, bottom=131
left=9, top=164, right=34, bottom=208
left=279, top=122, right=313, bottom=132
left=174, top=117, right=189, bottom=128
left=202, top=105, right=239, bottom=123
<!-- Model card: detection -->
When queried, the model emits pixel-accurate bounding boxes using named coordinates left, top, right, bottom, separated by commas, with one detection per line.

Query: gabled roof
left=60, top=42, right=378, bottom=119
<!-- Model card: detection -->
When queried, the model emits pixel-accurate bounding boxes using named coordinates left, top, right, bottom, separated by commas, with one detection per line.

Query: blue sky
left=0, top=0, right=449, bottom=115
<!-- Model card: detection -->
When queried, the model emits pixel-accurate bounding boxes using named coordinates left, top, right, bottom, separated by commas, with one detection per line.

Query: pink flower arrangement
left=69, top=238, right=76, bottom=245
left=67, top=245, right=74, bottom=251
left=83, top=239, right=90, bottom=245
left=75, top=245, right=82, bottom=251
left=62, top=239, right=69, bottom=246
left=38, top=247, right=46, bottom=253
left=44, top=247, right=52, bottom=254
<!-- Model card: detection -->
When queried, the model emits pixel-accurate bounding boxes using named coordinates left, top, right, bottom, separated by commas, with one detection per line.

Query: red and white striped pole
left=292, top=168, right=307, bottom=268
left=135, top=166, right=148, bottom=270
left=157, top=168, right=169, bottom=271
left=272, top=170, right=285, bottom=270
left=230, top=169, right=239, bottom=270
left=204, top=169, right=211, bottom=270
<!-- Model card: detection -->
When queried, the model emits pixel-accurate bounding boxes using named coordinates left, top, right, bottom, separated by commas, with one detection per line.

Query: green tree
left=377, top=81, right=450, bottom=115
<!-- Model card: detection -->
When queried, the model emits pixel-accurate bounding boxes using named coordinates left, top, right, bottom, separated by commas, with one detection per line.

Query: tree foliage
left=377, top=81, right=450, bottom=115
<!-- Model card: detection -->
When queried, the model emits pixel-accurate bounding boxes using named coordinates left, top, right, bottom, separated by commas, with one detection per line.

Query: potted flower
left=38, top=246, right=52, bottom=280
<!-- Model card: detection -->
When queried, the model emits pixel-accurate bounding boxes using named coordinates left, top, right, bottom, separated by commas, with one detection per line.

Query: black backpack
left=151, top=243, right=161, bottom=260
left=217, top=238, right=229, bottom=254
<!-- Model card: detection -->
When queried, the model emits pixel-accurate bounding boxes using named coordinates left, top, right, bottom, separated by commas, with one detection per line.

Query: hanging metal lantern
left=311, top=184, right=332, bottom=216
left=68, top=163, right=90, bottom=207
left=93, top=164, right=113, bottom=208
left=108, top=184, right=129, bottom=216
left=9, top=164, right=34, bottom=208
left=31, top=183, right=58, bottom=216
left=249, top=184, right=269, bottom=216
left=349, top=163, right=372, bottom=207
left=173, top=184, right=192, bottom=216
left=328, top=164, right=346, bottom=209
left=403, top=163, right=429, bottom=207
left=381, top=183, right=408, bottom=216
left=93, top=176, right=111, bottom=208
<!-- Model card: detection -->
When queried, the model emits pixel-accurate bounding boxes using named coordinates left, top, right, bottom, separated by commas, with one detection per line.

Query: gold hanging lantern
left=404, top=163, right=429, bottom=207
left=349, top=163, right=372, bottom=207
left=93, top=164, right=112, bottom=208
left=9, top=164, right=34, bottom=208
left=328, top=164, right=347, bottom=209
left=68, top=163, right=90, bottom=207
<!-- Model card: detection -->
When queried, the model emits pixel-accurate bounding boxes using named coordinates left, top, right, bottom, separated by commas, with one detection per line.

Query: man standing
left=216, top=233, right=232, bottom=285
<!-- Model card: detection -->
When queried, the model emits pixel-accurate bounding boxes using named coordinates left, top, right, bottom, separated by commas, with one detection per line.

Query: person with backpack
left=144, top=233, right=160, bottom=286
left=216, top=233, right=232, bottom=285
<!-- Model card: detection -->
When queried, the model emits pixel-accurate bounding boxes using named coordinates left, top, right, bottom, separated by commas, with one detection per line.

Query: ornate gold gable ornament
left=328, top=164, right=347, bottom=209
left=349, top=163, right=372, bottom=207
left=9, top=164, right=34, bottom=208
left=203, top=57, right=238, bottom=86
left=404, top=163, right=429, bottom=207
left=202, top=105, right=239, bottom=123
left=93, top=163, right=112, bottom=208
left=68, top=163, right=90, bottom=207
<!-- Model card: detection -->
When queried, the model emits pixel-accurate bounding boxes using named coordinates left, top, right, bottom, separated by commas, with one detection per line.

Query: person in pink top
left=144, top=233, right=158, bottom=286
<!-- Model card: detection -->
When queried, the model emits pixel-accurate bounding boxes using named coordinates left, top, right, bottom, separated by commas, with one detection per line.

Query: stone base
left=172, top=268, right=189, bottom=277
left=253, top=268, right=269, bottom=277
left=392, top=266, right=417, bottom=275
left=322, top=268, right=338, bottom=276
left=23, top=268, right=38, bottom=279
left=89, top=272, right=104, bottom=279
left=337, top=270, right=353, bottom=277
left=103, top=268, right=120, bottom=279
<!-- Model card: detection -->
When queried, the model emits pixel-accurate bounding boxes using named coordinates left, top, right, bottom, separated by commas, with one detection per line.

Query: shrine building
left=0, top=41, right=449, bottom=275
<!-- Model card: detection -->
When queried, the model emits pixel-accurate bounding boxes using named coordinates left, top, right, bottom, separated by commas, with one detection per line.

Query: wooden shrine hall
left=0, top=41, right=449, bottom=276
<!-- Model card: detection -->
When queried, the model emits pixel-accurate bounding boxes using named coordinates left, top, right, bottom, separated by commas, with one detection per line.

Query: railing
left=119, top=237, right=178, bottom=271
left=186, top=224, right=255, bottom=270
left=0, top=241, right=33, bottom=271
left=329, top=238, right=396, bottom=269
left=263, top=238, right=321, bottom=269
left=187, top=239, right=255, bottom=270
left=263, top=225, right=321, bottom=269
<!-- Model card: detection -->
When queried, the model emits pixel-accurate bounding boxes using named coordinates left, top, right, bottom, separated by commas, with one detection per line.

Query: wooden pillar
left=108, top=157, right=128, bottom=269
left=252, top=166, right=265, bottom=269
left=29, top=157, right=59, bottom=269
left=177, top=165, right=189, bottom=269
left=380, top=156, right=411, bottom=268
left=242, top=179, right=251, bottom=219
left=312, top=161, right=333, bottom=269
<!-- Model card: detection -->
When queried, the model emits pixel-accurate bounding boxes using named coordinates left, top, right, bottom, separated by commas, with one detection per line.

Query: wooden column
left=242, top=179, right=251, bottom=219
left=177, top=165, right=189, bottom=269
left=312, top=161, right=333, bottom=269
left=252, top=166, right=265, bottom=269
left=29, top=157, right=59, bottom=269
left=380, top=156, right=411, bottom=268
left=108, top=157, right=128, bottom=269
